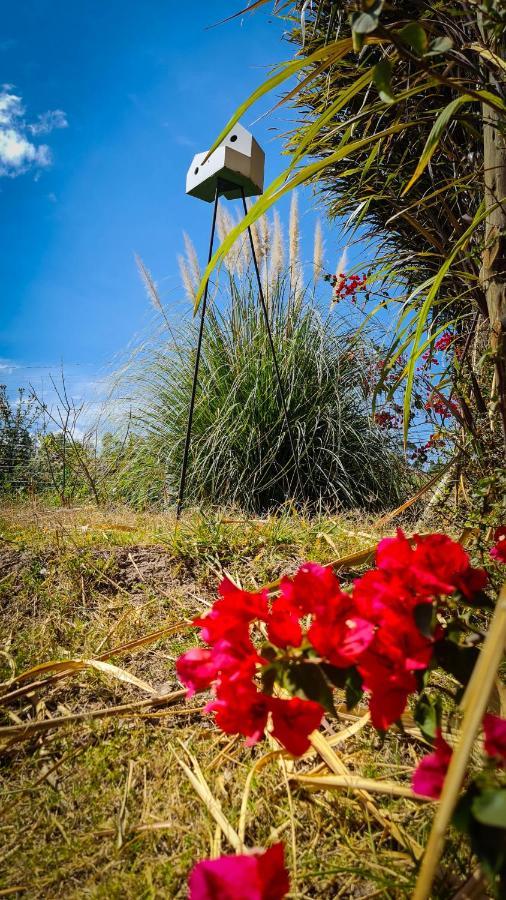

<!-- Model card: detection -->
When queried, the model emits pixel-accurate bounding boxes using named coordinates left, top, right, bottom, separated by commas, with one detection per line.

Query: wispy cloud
left=28, top=108, right=67, bottom=135
left=0, top=85, right=67, bottom=178
left=0, top=359, right=18, bottom=375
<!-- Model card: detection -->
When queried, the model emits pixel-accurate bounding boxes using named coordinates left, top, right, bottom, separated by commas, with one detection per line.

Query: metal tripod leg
left=240, top=188, right=303, bottom=499
left=176, top=184, right=220, bottom=519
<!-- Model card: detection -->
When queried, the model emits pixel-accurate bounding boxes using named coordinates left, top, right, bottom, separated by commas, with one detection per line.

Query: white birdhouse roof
left=186, top=122, right=265, bottom=203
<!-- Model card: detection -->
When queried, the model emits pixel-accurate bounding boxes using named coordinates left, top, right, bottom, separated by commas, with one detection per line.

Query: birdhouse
left=186, top=123, right=265, bottom=203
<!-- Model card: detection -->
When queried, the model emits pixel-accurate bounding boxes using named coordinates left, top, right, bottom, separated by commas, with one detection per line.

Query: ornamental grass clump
left=131, top=229, right=410, bottom=512
left=141, top=280, right=406, bottom=512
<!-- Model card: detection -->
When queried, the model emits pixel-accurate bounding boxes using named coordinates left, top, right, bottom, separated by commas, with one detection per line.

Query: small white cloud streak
left=0, top=85, right=67, bottom=178
left=29, top=109, right=67, bottom=135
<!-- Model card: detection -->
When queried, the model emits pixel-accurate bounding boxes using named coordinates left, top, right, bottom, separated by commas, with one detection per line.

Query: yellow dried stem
left=238, top=749, right=283, bottom=847
left=0, top=689, right=185, bottom=747
left=413, top=582, right=506, bottom=900
left=310, top=730, right=425, bottom=859
left=291, top=773, right=433, bottom=801
left=174, top=742, right=242, bottom=852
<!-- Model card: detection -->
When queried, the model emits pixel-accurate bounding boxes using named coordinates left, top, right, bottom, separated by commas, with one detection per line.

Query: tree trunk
left=483, top=86, right=506, bottom=446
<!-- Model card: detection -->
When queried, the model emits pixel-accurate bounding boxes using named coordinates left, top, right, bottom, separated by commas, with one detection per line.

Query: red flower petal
left=176, top=648, right=218, bottom=697
left=188, top=843, right=289, bottom=900
left=412, top=729, right=452, bottom=798
left=483, top=713, right=506, bottom=762
left=269, top=696, right=324, bottom=756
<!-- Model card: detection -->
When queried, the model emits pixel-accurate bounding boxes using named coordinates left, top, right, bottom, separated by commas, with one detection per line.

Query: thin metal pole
left=240, top=188, right=303, bottom=499
left=176, top=184, right=220, bottom=519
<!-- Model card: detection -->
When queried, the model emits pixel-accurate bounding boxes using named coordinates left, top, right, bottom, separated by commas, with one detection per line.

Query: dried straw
left=413, top=582, right=506, bottom=900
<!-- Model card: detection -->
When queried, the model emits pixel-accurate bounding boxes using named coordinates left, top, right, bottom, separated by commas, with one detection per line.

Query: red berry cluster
left=421, top=330, right=462, bottom=369
left=410, top=431, right=446, bottom=463
left=424, top=392, right=460, bottom=419
left=324, top=272, right=367, bottom=303
left=177, top=531, right=487, bottom=749
left=374, top=410, right=401, bottom=429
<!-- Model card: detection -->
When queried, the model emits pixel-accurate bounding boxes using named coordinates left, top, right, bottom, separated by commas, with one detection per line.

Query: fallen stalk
left=0, top=620, right=191, bottom=706
left=290, top=773, right=433, bottom=801
left=0, top=689, right=185, bottom=746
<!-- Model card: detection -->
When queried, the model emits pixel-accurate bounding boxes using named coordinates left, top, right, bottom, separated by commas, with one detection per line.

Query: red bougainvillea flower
left=177, top=638, right=261, bottom=699
left=412, top=729, right=452, bottom=798
left=357, top=611, right=434, bottom=730
left=176, top=648, right=219, bottom=698
left=205, top=677, right=270, bottom=746
left=373, top=530, right=487, bottom=602
left=307, top=591, right=374, bottom=667
left=375, top=529, right=415, bottom=573
left=279, top=562, right=342, bottom=617
left=266, top=594, right=303, bottom=649
left=188, top=842, right=289, bottom=900
left=490, top=526, right=506, bottom=565
left=483, top=713, right=506, bottom=763
left=410, top=533, right=487, bottom=601
left=269, top=696, right=324, bottom=756
left=194, top=577, right=269, bottom=644
left=206, top=682, right=324, bottom=755
left=353, top=568, right=420, bottom=621
left=358, top=652, right=418, bottom=731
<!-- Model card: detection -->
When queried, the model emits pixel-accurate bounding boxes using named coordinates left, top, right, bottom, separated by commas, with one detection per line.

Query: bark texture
left=483, top=91, right=506, bottom=443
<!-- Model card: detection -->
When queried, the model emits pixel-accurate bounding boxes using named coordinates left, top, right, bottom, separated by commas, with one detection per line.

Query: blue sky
left=2, top=1, right=345, bottom=411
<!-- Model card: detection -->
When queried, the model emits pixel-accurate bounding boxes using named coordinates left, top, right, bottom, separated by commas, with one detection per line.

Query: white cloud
left=0, top=85, right=67, bottom=178
left=0, top=360, right=18, bottom=375
left=29, top=109, right=68, bottom=135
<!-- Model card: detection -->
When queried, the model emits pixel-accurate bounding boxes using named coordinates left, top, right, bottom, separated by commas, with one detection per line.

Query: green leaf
left=352, top=28, right=366, bottom=53
left=352, top=11, right=379, bottom=35
left=260, top=663, right=277, bottom=695
left=414, top=693, right=441, bottom=740
left=413, top=602, right=435, bottom=638
left=345, top=668, right=364, bottom=711
left=453, top=790, right=474, bottom=833
left=320, top=663, right=347, bottom=690
left=456, top=787, right=506, bottom=880
left=202, top=38, right=355, bottom=164
left=398, top=22, right=428, bottom=55
left=281, top=662, right=336, bottom=714
left=293, top=68, right=373, bottom=167
left=472, top=790, right=506, bottom=829
left=373, top=59, right=395, bottom=104
left=428, top=36, right=454, bottom=55
left=403, top=95, right=475, bottom=195
left=435, top=638, right=479, bottom=686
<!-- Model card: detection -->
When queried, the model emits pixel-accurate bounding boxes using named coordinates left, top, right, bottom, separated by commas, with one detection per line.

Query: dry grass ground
left=0, top=502, right=477, bottom=898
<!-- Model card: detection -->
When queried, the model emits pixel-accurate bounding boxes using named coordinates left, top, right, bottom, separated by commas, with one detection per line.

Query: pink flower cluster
left=189, top=843, right=289, bottom=900
left=490, top=526, right=506, bottom=565
left=412, top=714, right=506, bottom=799
left=177, top=532, right=487, bottom=749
